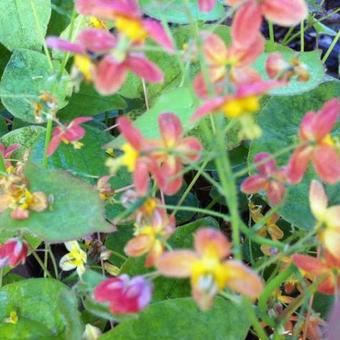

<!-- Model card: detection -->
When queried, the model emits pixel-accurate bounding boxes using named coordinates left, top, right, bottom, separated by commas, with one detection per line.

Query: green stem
left=322, top=29, right=340, bottom=63
left=44, top=244, right=48, bottom=278
left=0, top=154, right=6, bottom=173
left=43, top=119, right=53, bottom=167
left=245, top=299, right=269, bottom=340
left=0, top=268, right=3, bottom=288
left=31, top=250, right=52, bottom=278
left=258, top=265, right=295, bottom=328
left=268, top=22, right=275, bottom=44
left=300, top=21, right=305, bottom=52
left=48, top=245, right=59, bottom=279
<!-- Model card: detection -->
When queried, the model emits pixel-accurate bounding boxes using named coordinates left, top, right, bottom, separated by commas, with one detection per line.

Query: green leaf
left=0, top=162, right=112, bottom=242
left=0, top=278, right=83, bottom=339
left=108, top=87, right=198, bottom=148
left=30, top=125, right=113, bottom=179
left=140, top=0, right=225, bottom=24
left=0, top=0, right=51, bottom=51
left=249, top=81, right=340, bottom=229
left=48, top=0, right=75, bottom=36
left=119, top=218, right=219, bottom=301
left=253, top=50, right=324, bottom=96
left=0, top=49, right=71, bottom=123
left=1, top=126, right=45, bottom=157
left=100, top=297, right=250, bottom=340
left=58, top=83, right=127, bottom=120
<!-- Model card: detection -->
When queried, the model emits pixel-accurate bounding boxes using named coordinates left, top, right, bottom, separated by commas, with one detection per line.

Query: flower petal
left=262, top=0, right=308, bottom=27
left=325, top=206, right=340, bottom=229
left=125, top=234, right=153, bottom=257
left=312, top=145, right=340, bottom=184
left=194, top=228, right=231, bottom=259
left=126, top=55, right=163, bottom=83
left=309, top=180, right=328, bottom=220
left=134, top=159, right=150, bottom=196
left=224, top=260, right=264, bottom=299
left=292, top=254, right=328, bottom=275
left=77, top=29, right=116, bottom=52
left=287, top=146, right=312, bottom=184
left=158, top=113, right=183, bottom=146
left=267, top=181, right=286, bottom=205
left=198, top=0, right=216, bottom=12
left=47, top=135, right=62, bottom=156
left=191, top=97, right=225, bottom=121
left=241, top=175, right=267, bottom=194
left=232, top=0, right=262, bottom=48
left=156, top=250, right=198, bottom=277
left=178, top=137, right=202, bottom=163
left=321, top=228, right=340, bottom=262
left=94, top=56, right=127, bottom=95
left=46, top=37, right=85, bottom=54
left=118, top=116, right=143, bottom=150
left=202, top=33, right=228, bottom=66
left=254, top=152, right=276, bottom=175
left=143, top=19, right=174, bottom=52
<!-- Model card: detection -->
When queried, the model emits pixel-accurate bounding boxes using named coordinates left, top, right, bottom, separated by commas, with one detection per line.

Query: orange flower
left=157, top=228, right=263, bottom=310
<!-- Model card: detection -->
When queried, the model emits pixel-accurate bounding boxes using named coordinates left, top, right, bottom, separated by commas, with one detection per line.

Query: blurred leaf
left=249, top=81, right=340, bottom=229
left=101, top=297, right=250, bottom=340
left=0, top=162, right=112, bottom=242
left=254, top=50, right=324, bottom=96
left=0, top=0, right=51, bottom=51
left=48, top=0, right=75, bottom=36
left=0, top=49, right=71, bottom=123
left=0, top=278, right=83, bottom=339
left=58, top=83, right=126, bottom=120
left=140, top=0, right=226, bottom=24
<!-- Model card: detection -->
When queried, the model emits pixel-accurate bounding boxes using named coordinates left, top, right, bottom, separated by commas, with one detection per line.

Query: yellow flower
left=4, top=311, right=18, bottom=324
left=115, top=16, right=148, bottom=42
left=59, top=241, right=87, bottom=277
left=82, top=324, right=102, bottom=340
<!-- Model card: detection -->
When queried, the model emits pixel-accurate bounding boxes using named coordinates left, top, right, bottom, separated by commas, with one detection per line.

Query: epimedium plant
left=0, top=0, right=339, bottom=339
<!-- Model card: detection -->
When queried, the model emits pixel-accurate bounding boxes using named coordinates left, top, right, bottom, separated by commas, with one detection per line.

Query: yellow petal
left=309, top=180, right=328, bottom=222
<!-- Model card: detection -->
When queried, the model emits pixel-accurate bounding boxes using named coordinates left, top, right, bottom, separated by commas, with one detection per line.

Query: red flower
left=47, top=29, right=164, bottom=95
left=230, top=0, right=308, bottom=47
left=47, top=117, right=92, bottom=156
left=0, top=238, right=28, bottom=268
left=293, top=251, right=340, bottom=295
left=241, top=152, right=287, bottom=205
left=287, top=99, right=340, bottom=184
left=75, top=0, right=174, bottom=52
left=94, top=275, right=152, bottom=314
left=154, top=113, right=202, bottom=195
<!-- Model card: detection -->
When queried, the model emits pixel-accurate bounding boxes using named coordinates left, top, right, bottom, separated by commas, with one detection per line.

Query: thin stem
left=322, top=29, right=340, bottom=63
left=29, top=0, right=54, bottom=71
left=31, top=250, right=52, bottom=278
left=0, top=154, right=6, bottom=173
left=245, top=299, right=269, bottom=340
left=0, top=268, right=3, bottom=288
left=44, top=244, right=48, bottom=278
left=43, top=119, right=53, bottom=167
left=48, top=245, right=59, bottom=279
left=142, top=79, right=149, bottom=110
left=300, top=21, right=305, bottom=52
left=268, top=22, right=275, bottom=44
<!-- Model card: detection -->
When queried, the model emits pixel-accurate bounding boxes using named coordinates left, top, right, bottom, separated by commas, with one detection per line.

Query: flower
left=0, top=238, right=28, bottom=268
left=198, top=0, right=216, bottom=12
left=0, top=168, right=48, bottom=220
left=125, top=207, right=176, bottom=267
left=241, top=152, right=288, bottom=205
left=106, top=116, right=163, bottom=196
left=75, top=0, right=174, bottom=52
left=287, top=99, right=340, bottom=184
left=309, top=180, right=340, bottom=260
left=82, top=324, right=102, bottom=340
left=59, top=241, right=87, bottom=277
left=47, top=117, right=92, bottom=156
left=156, top=228, right=263, bottom=310
left=47, top=29, right=164, bottom=95
left=230, top=0, right=308, bottom=47
left=153, top=113, right=202, bottom=195
left=193, top=31, right=264, bottom=98
left=94, top=275, right=152, bottom=314
left=265, top=53, right=309, bottom=82
left=249, top=202, right=283, bottom=255
left=293, top=251, right=340, bottom=295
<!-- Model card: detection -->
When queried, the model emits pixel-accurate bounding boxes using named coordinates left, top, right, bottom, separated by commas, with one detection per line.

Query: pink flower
left=230, top=0, right=308, bottom=47
left=47, top=117, right=92, bottom=156
left=287, top=99, right=340, bottom=184
left=193, top=31, right=264, bottom=98
left=198, top=0, right=216, bottom=12
left=94, top=275, right=152, bottom=314
left=0, top=238, right=28, bottom=268
left=241, top=152, right=287, bottom=205
left=47, top=29, right=164, bottom=95
left=106, top=116, right=163, bottom=196
left=154, top=113, right=202, bottom=195
left=75, top=0, right=174, bottom=52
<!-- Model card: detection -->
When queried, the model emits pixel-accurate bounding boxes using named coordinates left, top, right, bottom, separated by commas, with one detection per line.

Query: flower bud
left=0, top=238, right=28, bottom=268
